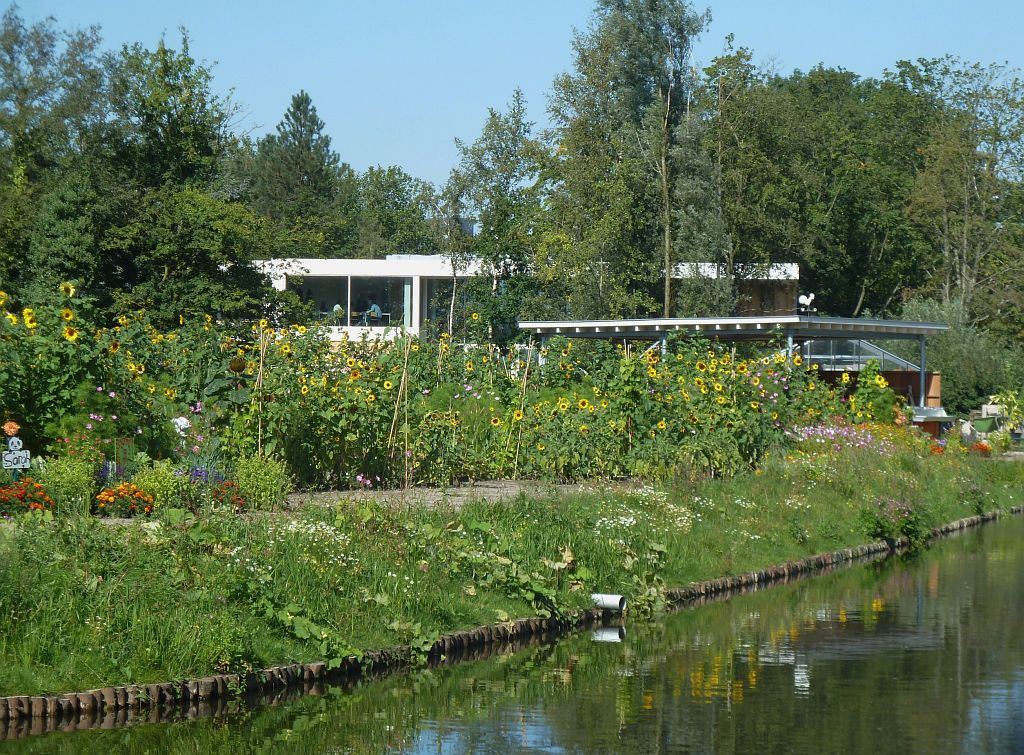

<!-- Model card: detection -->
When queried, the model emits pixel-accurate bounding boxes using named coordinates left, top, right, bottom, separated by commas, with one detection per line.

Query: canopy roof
left=517, top=315, right=947, bottom=342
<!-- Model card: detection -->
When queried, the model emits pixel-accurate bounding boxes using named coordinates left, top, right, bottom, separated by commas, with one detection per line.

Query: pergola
left=518, top=315, right=948, bottom=409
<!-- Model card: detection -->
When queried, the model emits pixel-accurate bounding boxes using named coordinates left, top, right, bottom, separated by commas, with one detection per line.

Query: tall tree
left=355, top=165, right=432, bottom=257
left=0, top=5, right=104, bottom=290
left=454, top=89, right=545, bottom=339
left=548, top=0, right=711, bottom=317
left=903, top=57, right=1024, bottom=325
left=248, top=90, right=357, bottom=257
left=106, top=32, right=231, bottom=188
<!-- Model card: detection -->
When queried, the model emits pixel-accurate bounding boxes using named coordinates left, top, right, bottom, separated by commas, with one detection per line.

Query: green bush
left=130, top=460, right=180, bottom=510
left=38, top=457, right=95, bottom=517
left=235, top=454, right=291, bottom=511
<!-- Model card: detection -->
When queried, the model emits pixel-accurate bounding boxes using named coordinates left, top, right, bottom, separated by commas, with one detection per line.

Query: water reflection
left=4, top=518, right=1023, bottom=753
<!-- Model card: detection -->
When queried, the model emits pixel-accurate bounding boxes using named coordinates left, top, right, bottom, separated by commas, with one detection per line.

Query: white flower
left=172, top=416, right=191, bottom=436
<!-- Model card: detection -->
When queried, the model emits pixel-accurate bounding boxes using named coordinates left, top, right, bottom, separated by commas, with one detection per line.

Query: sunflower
left=489, top=416, right=502, bottom=427
left=841, top=372, right=851, bottom=384
left=874, top=374, right=888, bottom=388
left=258, top=318, right=269, bottom=330
left=299, top=384, right=309, bottom=396
left=383, top=380, right=393, bottom=390
left=792, top=354, right=803, bottom=366
left=696, top=361, right=707, bottom=372
left=280, top=343, right=293, bottom=355
left=4, top=312, right=17, bottom=327
left=465, top=360, right=474, bottom=372
left=578, top=424, right=589, bottom=434
left=713, top=382, right=723, bottom=392
left=471, top=312, right=480, bottom=321
left=751, top=376, right=760, bottom=386
left=716, top=396, right=727, bottom=405
left=0, top=290, right=6, bottom=307
left=513, top=409, right=524, bottom=421
left=60, top=282, right=75, bottom=298
left=557, top=400, right=569, bottom=412
left=60, top=308, right=74, bottom=322
left=536, top=442, right=545, bottom=451
left=577, top=398, right=590, bottom=410
left=62, top=326, right=79, bottom=342
left=656, top=419, right=667, bottom=430
left=600, top=399, right=609, bottom=409
left=750, top=401, right=760, bottom=410
left=411, top=342, right=420, bottom=352
left=735, top=363, right=747, bottom=374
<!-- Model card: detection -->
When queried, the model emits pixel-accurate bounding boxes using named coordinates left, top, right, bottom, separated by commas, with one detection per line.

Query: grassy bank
left=1, top=438, right=1021, bottom=697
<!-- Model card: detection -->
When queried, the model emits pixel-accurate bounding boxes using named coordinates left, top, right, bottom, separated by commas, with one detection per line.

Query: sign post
left=2, top=426, right=30, bottom=481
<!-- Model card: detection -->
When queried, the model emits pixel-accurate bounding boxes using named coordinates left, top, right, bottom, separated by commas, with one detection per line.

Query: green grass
left=0, top=446, right=1020, bottom=696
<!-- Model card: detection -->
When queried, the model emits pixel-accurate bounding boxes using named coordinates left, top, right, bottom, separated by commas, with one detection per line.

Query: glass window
left=287, top=276, right=349, bottom=323
left=350, top=277, right=412, bottom=327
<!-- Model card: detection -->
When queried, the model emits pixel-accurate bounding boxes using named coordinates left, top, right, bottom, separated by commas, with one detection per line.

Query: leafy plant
left=235, top=453, right=291, bottom=511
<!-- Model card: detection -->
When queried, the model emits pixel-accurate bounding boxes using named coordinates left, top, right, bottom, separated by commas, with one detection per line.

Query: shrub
left=130, top=460, right=180, bottom=510
left=38, top=457, right=95, bottom=516
left=235, top=454, right=291, bottom=511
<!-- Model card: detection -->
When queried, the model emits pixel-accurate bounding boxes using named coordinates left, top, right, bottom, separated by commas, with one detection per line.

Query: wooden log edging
left=3, top=504, right=1022, bottom=740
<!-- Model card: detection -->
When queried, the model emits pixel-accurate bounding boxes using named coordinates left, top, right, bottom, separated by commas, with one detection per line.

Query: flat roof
left=517, top=315, right=948, bottom=341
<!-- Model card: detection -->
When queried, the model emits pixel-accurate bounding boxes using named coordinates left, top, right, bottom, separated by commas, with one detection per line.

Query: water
left=5, top=517, right=1024, bottom=754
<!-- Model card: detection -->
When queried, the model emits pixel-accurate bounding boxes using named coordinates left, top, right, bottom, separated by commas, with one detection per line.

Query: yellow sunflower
left=62, top=326, right=79, bottom=342
left=59, top=282, right=75, bottom=298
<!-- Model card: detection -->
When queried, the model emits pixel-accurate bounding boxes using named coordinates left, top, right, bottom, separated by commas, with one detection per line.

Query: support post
left=659, top=333, right=668, bottom=355
left=786, top=333, right=794, bottom=357
left=538, top=336, right=547, bottom=365
left=918, top=335, right=926, bottom=408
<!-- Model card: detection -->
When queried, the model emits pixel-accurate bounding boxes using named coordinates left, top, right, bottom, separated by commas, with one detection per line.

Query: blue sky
left=23, top=1, right=1024, bottom=186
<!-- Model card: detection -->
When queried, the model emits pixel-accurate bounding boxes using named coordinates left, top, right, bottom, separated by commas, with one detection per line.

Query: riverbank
left=1, top=441, right=1021, bottom=706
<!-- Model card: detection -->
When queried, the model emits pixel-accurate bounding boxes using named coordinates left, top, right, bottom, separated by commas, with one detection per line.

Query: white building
left=258, top=255, right=482, bottom=339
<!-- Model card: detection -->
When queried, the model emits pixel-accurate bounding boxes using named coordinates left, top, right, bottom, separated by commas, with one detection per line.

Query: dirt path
left=287, top=479, right=637, bottom=510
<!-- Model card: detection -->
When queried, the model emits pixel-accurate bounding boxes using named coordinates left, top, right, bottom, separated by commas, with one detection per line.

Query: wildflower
left=513, top=409, right=524, bottom=421
left=2, top=421, right=19, bottom=437
left=5, top=312, right=18, bottom=326
left=792, top=355, right=803, bottom=366
left=60, top=282, right=75, bottom=298
left=657, top=419, right=667, bottom=430
left=536, top=443, right=545, bottom=451
left=471, top=312, right=480, bottom=321
left=696, top=361, right=707, bottom=372
left=62, top=326, right=79, bottom=342
left=109, top=341, right=121, bottom=353
left=61, top=308, right=74, bottom=322
left=465, top=360, right=474, bottom=372
left=841, top=372, right=851, bottom=384
left=411, top=342, right=420, bottom=351
left=383, top=380, right=393, bottom=390
left=300, top=385, right=310, bottom=396
left=0, top=290, right=5, bottom=307
left=736, top=362, right=747, bottom=374
left=717, top=396, right=727, bottom=405
left=259, top=318, right=269, bottom=330
left=22, top=308, right=37, bottom=329
left=578, top=398, right=590, bottom=410
left=296, top=324, right=306, bottom=334
left=490, top=416, right=502, bottom=427
left=750, top=401, right=760, bottom=409
left=366, top=393, right=376, bottom=403
left=280, top=343, right=293, bottom=355
left=557, top=400, right=569, bottom=412
left=751, top=376, right=760, bottom=386
left=579, top=424, right=589, bottom=434
left=874, top=374, right=888, bottom=388
left=808, top=382, right=816, bottom=391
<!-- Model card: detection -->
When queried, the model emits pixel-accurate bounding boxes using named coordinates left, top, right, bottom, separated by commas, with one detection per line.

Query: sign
left=2, top=436, right=30, bottom=469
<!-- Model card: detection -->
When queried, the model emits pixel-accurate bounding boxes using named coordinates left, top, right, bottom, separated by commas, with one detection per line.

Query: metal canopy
left=517, top=315, right=948, bottom=342
left=518, top=315, right=949, bottom=408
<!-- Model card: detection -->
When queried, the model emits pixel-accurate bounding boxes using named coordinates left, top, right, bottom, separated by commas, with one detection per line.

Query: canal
left=4, top=516, right=1023, bottom=753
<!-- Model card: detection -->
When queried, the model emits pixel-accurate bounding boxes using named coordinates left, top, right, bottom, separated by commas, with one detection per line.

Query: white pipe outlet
left=592, top=593, right=627, bottom=611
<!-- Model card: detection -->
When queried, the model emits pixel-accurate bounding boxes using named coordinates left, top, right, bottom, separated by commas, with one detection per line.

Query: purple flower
left=85, top=423, right=92, bottom=430
left=108, top=391, right=116, bottom=398
left=96, top=386, right=104, bottom=392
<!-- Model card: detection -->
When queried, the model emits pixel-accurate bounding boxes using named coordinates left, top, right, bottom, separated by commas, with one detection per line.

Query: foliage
left=37, top=456, right=95, bottom=517
left=235, top=454, right=291, bottom=511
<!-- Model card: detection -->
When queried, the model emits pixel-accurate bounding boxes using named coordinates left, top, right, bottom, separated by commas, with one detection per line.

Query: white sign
left=2, top=437, right=30, bottom=469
